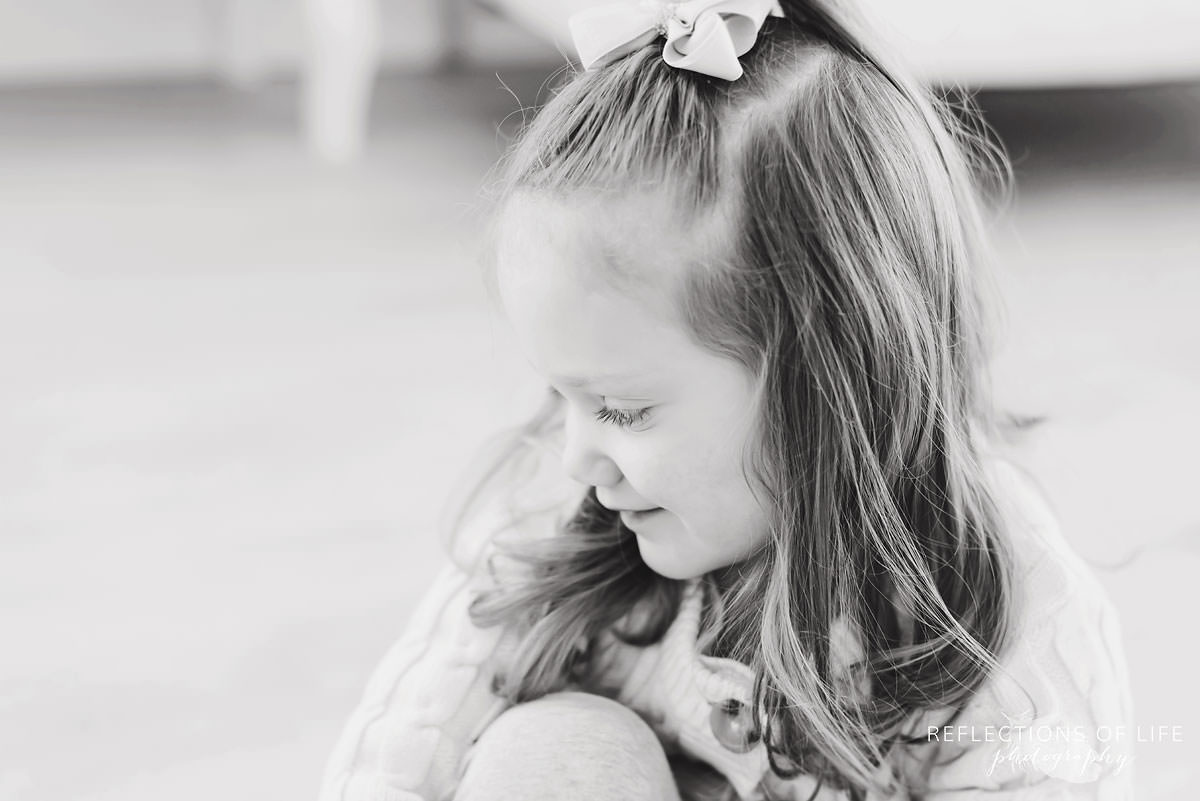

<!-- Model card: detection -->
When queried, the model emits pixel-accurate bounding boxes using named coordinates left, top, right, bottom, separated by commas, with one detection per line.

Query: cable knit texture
left=317, top=458, right=1135, bottom=801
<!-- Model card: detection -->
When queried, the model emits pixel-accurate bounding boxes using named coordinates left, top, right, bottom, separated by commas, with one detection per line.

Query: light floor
left=1, top=72, right=1197, bottom=800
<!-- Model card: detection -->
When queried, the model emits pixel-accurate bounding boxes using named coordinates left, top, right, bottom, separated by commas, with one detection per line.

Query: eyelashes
left=593, top=405, right=651, bottom=429
left=548, top=385, right=651, bottom=430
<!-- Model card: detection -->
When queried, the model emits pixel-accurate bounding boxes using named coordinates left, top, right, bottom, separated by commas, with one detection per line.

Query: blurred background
left=1, top=1, right=1197, bottom=800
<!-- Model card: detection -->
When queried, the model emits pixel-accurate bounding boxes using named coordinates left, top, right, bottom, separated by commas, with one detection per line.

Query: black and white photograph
left=2, top=1, right=1198, bottom=799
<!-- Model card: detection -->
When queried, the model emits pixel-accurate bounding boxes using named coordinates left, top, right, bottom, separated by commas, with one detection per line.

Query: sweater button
left=709, top=699, right=760, bottom=753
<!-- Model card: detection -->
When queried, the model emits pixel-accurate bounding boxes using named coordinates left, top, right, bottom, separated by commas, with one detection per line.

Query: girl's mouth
left=620, top=507, right=663, bottom=526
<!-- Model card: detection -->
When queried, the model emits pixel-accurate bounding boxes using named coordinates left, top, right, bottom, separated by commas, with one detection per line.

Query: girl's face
left=495, top=194, right=770, bottom=580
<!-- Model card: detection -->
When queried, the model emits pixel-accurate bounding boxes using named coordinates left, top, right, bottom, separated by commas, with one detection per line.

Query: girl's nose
left=561, top=409, right=622, bottom=489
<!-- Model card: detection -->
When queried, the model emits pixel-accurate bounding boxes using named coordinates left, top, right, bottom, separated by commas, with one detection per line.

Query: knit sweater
left=317, top=458, right=1135, bottom=801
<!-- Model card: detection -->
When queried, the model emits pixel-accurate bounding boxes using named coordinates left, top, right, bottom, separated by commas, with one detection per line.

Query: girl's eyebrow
left=551, top=371, right=652, bottom=390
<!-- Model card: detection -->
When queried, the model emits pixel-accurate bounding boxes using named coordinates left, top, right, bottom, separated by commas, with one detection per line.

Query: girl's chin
left=632, top=531, right=706, bottom=581
left=637, top=553, right=694, bottom=581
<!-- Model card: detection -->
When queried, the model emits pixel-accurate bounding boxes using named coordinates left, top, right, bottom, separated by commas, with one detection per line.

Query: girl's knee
left=499, top=691, right=658, bottom=743
left=456, top=691, right=680, bottom=801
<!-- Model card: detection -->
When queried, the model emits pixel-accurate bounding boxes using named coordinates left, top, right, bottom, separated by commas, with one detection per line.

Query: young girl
left=318, top=1, right=1135, bottom=798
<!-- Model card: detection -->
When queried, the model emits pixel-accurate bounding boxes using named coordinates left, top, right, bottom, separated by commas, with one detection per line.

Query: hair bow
left=568, top=0, right=784, bottom=81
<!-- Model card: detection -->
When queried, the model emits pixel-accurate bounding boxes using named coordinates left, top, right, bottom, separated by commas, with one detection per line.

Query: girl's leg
left=454, top=691, right=682, bottom=801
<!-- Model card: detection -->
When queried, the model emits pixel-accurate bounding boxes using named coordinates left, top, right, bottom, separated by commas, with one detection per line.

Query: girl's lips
left=620, top=507, right=663, bottom=526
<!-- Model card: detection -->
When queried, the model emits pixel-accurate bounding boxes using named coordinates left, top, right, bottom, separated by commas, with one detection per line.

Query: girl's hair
left=447, top=1, right=1021, bottom=798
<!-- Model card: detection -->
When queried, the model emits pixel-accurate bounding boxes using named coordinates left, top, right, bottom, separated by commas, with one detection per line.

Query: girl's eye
left=593, top=405, right=651, bottom=430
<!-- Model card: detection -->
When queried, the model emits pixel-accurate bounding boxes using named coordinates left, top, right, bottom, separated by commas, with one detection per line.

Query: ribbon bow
left=569, top=0, right=784, bottom=81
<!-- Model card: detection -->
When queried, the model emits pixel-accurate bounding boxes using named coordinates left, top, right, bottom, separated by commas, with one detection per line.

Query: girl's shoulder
left=893, top=456, right=1136, bottom=797
left=982, top=455, right=1131, bottom=700
left=984, top=455, right=1102, bottom=582
left=983, top=456, right=1122, bottom=642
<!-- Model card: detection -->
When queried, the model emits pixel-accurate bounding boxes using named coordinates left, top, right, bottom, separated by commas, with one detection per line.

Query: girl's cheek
left=619, top=448, right=671, bottom=496
left=647, top=452, right=695, bottom=501
left=619, top=449, right=658, bottom=484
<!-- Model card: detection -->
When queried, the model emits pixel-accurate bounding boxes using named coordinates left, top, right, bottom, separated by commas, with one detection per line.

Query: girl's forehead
left=495, top=193, right=708, bottom=387
left=496, top=191, right=695, bottom=296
